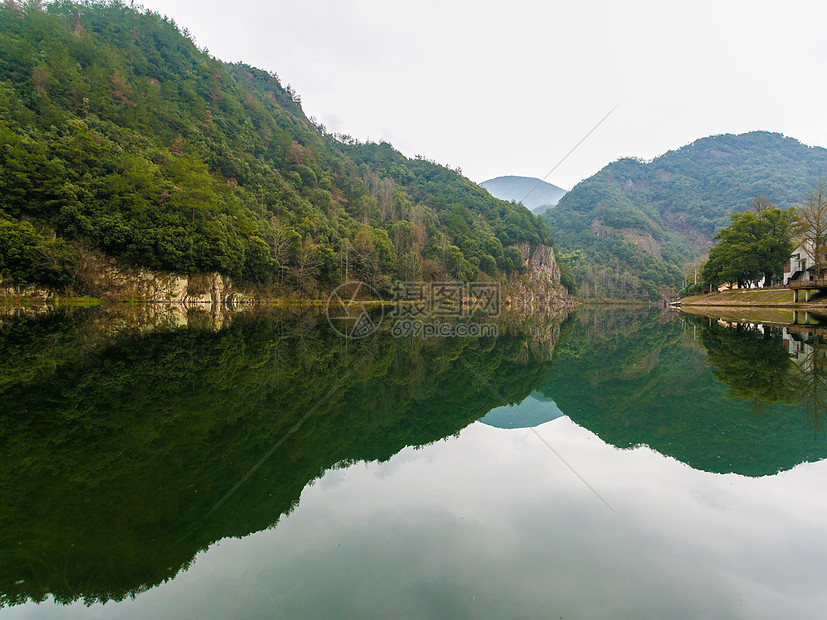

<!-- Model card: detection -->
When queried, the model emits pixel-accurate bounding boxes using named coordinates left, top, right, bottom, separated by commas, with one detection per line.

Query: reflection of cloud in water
left=40, top=419, right=827, bottom=620
left=478, top=391, right=565, bottom=429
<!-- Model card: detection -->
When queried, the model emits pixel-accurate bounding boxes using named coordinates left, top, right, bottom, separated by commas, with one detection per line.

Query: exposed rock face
left=506, top=242, right=572, bottom=311
left=2, top=256, right=255, bottom=304
left=0, top=276, right=55, bottom=300
left=621, top=229, right=662, bottom=257
left=87, top=266, right=191, bottom=302
left=94, top=267, right=255, bottom=304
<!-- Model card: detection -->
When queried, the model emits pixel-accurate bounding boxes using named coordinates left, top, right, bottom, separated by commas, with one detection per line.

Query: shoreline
left=678, top=304, right=827, bottom=325
left=679, top=288, right=827, bottom=308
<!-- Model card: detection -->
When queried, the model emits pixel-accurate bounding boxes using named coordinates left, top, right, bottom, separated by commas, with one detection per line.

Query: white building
left=783, top=242, right=818, bottom=285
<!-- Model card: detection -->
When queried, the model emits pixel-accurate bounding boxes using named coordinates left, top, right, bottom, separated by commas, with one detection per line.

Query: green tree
left=702, top=206, right=794, bottom=288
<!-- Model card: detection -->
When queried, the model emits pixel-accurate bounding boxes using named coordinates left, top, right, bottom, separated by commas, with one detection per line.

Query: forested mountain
left=481, top=175, right=567, bottom=214
left=544, top=132, right=827, bottom=299
left=0, top=1, right=552, bottom=295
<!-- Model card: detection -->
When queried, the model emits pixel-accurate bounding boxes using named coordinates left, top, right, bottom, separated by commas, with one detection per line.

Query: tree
left=397, top=252, right=421, bottom=281
left=755, top=205, right=795, bottom=285
left=290, top=238, right=319, bottom=295
left=702, top=206, right=794, bottom=288
left=350, top=229, right=379, bottom=284
left=750, top=195, right=773, bottom=215
left=701, top=322, right=798, bottom=413
left=795, top=181, right=827, bottom=277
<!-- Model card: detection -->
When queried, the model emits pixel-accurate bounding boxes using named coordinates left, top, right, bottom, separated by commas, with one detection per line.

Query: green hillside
left=0, top=1, right=551, bottom=295
left=544, top=132, right=827, bottom=299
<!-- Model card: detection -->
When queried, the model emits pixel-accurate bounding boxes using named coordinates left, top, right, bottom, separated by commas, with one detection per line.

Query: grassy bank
left=678, top=305, right=822, bottom=324
left=679, top=289, right=819, bottom=306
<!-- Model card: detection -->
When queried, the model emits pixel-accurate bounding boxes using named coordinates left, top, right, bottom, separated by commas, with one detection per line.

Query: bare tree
left=264, top=218, right=296, bottom=285
left=795, top=181, right=827, bottom=277
left=350, top=229, right=379, bottom=285
left=366, top=174, right=395, bottom=221
left=290, top=239, right=319, bottom=296
left=750, top=195, right=774, bottom=215
left=397, top=253, right=422, bottom=281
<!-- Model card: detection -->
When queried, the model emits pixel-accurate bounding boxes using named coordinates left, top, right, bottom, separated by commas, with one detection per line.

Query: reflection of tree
left=789, top=337, right=827, bottom=436
left=699, top=322, right=798, bottom=414
left=696, top=319, right=827, bottom=434
left=541, top=310, right=827, bottom=478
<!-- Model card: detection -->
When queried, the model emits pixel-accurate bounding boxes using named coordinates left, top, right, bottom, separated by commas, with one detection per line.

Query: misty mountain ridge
left=481, top=176, right=567, bottom=214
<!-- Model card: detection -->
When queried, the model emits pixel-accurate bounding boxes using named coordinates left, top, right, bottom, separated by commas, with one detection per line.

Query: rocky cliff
left=1, top=255, right=253, bottom=305
left=84, top=265, right=246, bottom=305
left=506, top=243, right=573, bottom=311
left=0, top=301, right=242, bottom=335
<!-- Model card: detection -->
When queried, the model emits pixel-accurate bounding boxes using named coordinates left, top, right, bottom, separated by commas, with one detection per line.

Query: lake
left=1, top=304, right=826, bottom=619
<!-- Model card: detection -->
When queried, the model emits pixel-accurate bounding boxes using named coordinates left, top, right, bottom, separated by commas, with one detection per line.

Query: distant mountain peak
left=481, top=176, right=567, bottom=214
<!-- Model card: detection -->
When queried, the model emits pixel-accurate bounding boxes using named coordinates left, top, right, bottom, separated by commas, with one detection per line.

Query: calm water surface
left=1, top=305, right=826, bottom=619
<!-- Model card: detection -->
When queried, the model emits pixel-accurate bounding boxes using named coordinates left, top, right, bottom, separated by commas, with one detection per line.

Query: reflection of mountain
left=479, top=392, right=564, bottom=429
left=542, top=309, right=827, bottom=478
left=0, top=307, right=561, bottom=607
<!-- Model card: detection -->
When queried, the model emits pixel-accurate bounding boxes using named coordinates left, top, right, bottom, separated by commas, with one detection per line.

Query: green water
left=1, top=306, right=826, bottom=619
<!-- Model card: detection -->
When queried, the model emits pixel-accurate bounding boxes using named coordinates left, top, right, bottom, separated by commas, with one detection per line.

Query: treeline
left=0, top=1, right=556, bottom=295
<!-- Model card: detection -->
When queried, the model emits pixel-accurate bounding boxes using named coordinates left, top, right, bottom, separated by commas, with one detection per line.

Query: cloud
left=139, top=0, right=827, bottom=188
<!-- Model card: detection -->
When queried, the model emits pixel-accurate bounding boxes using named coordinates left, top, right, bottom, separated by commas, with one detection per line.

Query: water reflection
left=697, top=320, right=799, bottom=412
left=3, top=304, right=827, bottom=613
left=691, top=317, right=827, bottom=434
left=0, top=305, right=562, bottom=608
left=479, top=392, right=564, bottom=429
left=541, top=308, right=827, bottom=477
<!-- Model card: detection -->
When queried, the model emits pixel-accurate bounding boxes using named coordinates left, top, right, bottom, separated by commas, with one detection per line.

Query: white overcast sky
left=137, top=0, right=827, bottom=190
